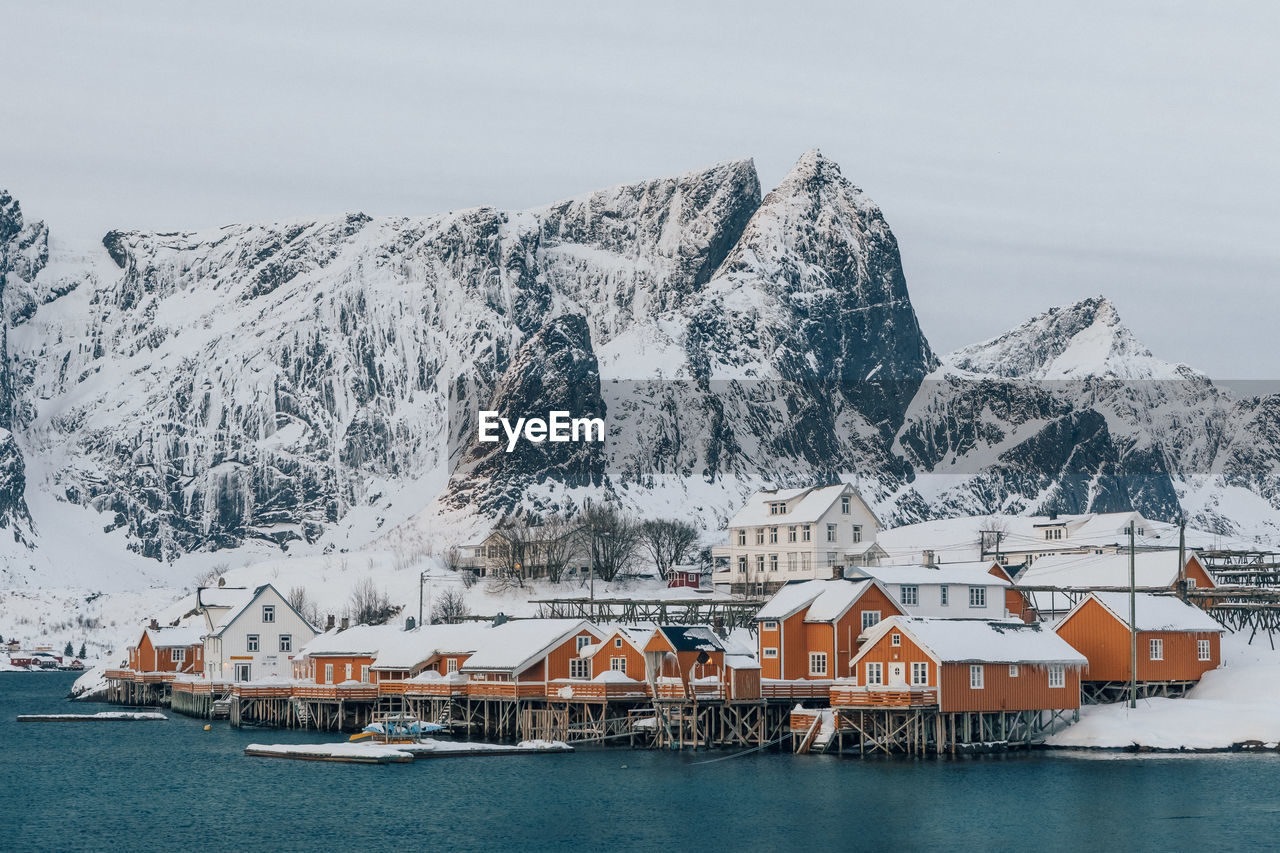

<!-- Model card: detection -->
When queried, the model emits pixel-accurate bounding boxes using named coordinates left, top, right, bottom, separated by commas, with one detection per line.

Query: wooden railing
left=761, top=680, right=833, bottom=700
left=652, top=680, right=725, bottom=700
left=465, top=681, right=546, bottom=699
left=104, top=669, right=136, bottom=681
left=292, top=684, right=379, bottom=701
left=829, top=685, right=937, bottom=708
left=547, top=679, right=651, bottom=701
left=231, top=684, right=294, bottom=699
left=398, top=680, right=469, bottom=698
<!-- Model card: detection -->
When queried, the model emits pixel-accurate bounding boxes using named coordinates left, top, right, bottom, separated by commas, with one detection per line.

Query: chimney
left=149, top=619, right=159, bottom=631
left=405, top=616, right=416, bottom=631
left=491, top=612, right=508, bottom=627
left=1049, top=510, right=1058, bottom=521
left=325, top=614, right=335, bottom=631
left=923, top=550, right=936, bottom=568
left=340, top=617, right=349, bottom=631
left=831, top=562, right=843, bottom=580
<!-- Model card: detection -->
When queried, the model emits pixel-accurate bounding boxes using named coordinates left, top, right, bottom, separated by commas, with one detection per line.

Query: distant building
left=1015, top=552, right=1216, bottom=620
left=713, top=484, right=886, bottom=593
left=459, top=526, right=589, bottom=579
left=857, top=562, right=1012, bottom=620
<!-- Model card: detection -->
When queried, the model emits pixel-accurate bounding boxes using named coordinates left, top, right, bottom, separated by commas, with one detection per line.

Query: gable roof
left=755, top=578, right=890, bottom=623
left=727, top=483, right=882, bottom=528
left=1016, top=552, right=1204, bottom=589
left=210, top=583, right=318, bottom=637
left=460, top=619, right=601, bottom=674
left=651, top=626, right=724, bottom=653
left=858, top=562, right=1010, bottom=588
left=858, top=616, right=1087, bottom=666
left=145, top=626, right=204, bottom=648
left=1067, top=592, right=1224, bottom=633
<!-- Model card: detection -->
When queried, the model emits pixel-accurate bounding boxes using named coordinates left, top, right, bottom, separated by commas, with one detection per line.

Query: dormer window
left=769, top=502, right=787, bottom=516
left=1043, top=528, right=1063, bottom=541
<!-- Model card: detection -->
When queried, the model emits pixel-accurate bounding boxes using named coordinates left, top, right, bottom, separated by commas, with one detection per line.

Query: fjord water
left=3, top=673, right=1277, bottom=852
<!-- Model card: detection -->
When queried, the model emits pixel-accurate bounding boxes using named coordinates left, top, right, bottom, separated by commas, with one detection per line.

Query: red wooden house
left=461, top=619, right=603, bottom=699
left=1053, top=592, right=1224, bottom=701
left=128, top=623, right=204, bottom=676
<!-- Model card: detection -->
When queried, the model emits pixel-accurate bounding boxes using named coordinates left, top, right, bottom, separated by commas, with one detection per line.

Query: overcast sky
left=4, top=1, right=1277, bottom=377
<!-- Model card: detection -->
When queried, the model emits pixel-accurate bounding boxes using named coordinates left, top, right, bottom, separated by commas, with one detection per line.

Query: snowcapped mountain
left=1, top=151, right=1277, bottom=595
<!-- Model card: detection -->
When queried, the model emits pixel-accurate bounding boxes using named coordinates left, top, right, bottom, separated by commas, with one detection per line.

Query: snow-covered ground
left=1046, top=634, right=1280, bottom=750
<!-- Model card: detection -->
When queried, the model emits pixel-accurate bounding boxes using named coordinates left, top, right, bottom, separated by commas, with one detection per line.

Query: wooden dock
left=244, top=739, right=572, bottom=764
left=17, top=712, right=168, bottom=722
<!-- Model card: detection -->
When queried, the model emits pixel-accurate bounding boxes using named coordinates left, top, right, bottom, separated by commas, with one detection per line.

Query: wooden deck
left=829, top=685, right=938, bottom=708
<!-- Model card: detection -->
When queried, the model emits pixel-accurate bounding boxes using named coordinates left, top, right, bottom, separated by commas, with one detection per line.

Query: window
left=1186, top=578, right=1196, bottom=590
left=861, top=610, right=880, bottom=630
left=841, top=496, right=851, bottom=514
left=769, top=554, right=779, bottom=572
left=826, top=524, right=837, bottom=542
left=826, top=552, right=838, bottom=567
left=1137, top=527, right=1145, bottom=536
left=1048, top=664, right=1065, bottom=688
left=910, top=662, right=928, bottom=686
left=446, top=658, right=458, bottom=673
left=969, top=586, right=986, bottom=608
left=755, top=529, right=765, bottom=545
left=762, top=620, right=778, bottom=631
left=900, top=585, right=918, bottom=606
left=324, top=663, right=333, bottom=684
left=788, top=526, right=797, bottom=543
left=802, top=525, right=812, bottom=542
left=170, top=648, right=185, bottom=663
left=865, top=662, right=883, bottom=685
left=1198, top=639, right=1211, bottom=661
left=344, top=663, right=352, bottom=681
left=769, top=501, right=786, bottom=516
left=279, top=634, right=292, bottom=653
left=614, top=637, right=623, bottom=648
left=1009, top=664, right=1019, bottom=678
left=262, top=605, right=275, bottom=623
left=969, top=665, right=984, bottom=689
left=852, top=524, right=862, bottom=543
left=890, top=633, right=901, bottom=647
left=1149, top=638, right=1164, bottom=661
left=736, top=529, right=746, bottom=546
left=763, top=647, right=778, bottom=659
left=569, top=658, right=590, bottom=679
left=756, top=555, right=765, bottom=575
left=610, top=657, right=627, bottom=674
left=360, top=665, right=370, bottom=682
left=737, top=556, right=747, bottom=575
left=246, top=634, right=259, bottom=653
left=576, top=635, right=592, bottom=651
left=800, top=552, right=812, bottom=572
left=940, top=585, right=949, bottom=607
left=809, top=652, right=828, bottom=677
left=787, top=552, right=798, bottom=572
left=769, top=527, right=779, bottom=544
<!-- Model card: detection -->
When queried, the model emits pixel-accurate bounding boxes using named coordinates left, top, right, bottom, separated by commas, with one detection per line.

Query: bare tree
left=287, top=585, right=322, bottom=628
left=347, top=578, right=397, bottom=625
left=492, top=516, right=536, bottom=587
left=540, top=513, right=583, bottom=583
left=639, top=518, right=700, bottom=580
left=581, top=503, right=641, bottom=582
left=430, top=588, right=471, bottom=624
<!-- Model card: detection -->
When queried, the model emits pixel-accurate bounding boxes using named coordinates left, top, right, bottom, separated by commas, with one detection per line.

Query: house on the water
left=201, top=583, right=319, bottom=682
left=460, top=619, right=603, bottom=696
left=1053, top=592, right=1224, bottom=702
left=754, top=578, right=903, bottom=693
left=128, top=622, right=205, bottom=676
left=713, top=483, right=888, bottom=593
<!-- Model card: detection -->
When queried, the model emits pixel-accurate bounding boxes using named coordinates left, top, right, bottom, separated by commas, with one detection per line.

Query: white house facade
left=202, top=584, right=319, bottom=682
left=858, top=562, right=1010, bottom=620
left=713, top=484, right=885, bottom=591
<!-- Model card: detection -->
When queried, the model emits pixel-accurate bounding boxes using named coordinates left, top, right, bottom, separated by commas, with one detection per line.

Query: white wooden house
left=858, top=562, right=1011, bottom=620
left=201, top=583, right=319, bottom=682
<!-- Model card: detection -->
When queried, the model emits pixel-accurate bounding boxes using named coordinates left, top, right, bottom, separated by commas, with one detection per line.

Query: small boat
left=349, top=715, right=444, bottom=743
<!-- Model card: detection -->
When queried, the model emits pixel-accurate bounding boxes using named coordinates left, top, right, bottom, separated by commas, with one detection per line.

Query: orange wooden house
left=461, top=619, right=603, bottom=699
left=1017, top=552, right=1217, bottom=620
left=1053, top=592, right=1224, bottom=700
left=127, top=623, right=204, bottom=675
left=641, top=626, right=760, bottom=700
left=582, top=626, right=649, bottom=680
left=840, top=616, right=1086, bottom=714
left=298, top=624, right=387, bottom=685
left=755, top=578, right=904, bottom=682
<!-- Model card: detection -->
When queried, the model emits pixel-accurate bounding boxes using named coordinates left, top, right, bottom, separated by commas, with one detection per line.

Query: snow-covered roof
left=727, top=484, right=879, bottom=528
left=1017, top=551, right=1192, bottom=589
left=208, top=583, right=317, bottom=636
left=1077, top=592, right=1224, bottom=633
left=724, top=653, right=761, bottom=671
left=460, top=620, right=601, bottom=674
left=581, top=623, right=653, bottom=658
left=372, top=623, right=496, bottom=670
left=859, top=562, right=1008, bottom=588
left=754, top=579, right=882, bottom=623
left=145, top=626, right=204, bottom=648
left=652, top=626, right=723, bottom=653
left=196, top=587, right=253, bottom=610
left=299, top=624, right=391, bottom=657
left=860, top=616, right=1086, bottom=666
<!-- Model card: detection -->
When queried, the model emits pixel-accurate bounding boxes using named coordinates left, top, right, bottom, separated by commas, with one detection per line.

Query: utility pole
left=1177, top=516, right=1187, bottom=601
left=418, top=570, right=424, bottom=628
left=1128, top=522, right=1137, bottom=709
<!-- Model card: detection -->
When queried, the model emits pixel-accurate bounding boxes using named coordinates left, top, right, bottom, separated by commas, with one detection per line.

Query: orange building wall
left=534, top=629, right=599, bottom=681
left=854, top=628, right=934, bottom=685
left=759, top=586, right=904, bottom=680
left=135, top=634, right=201, bottom=673
left=591, top=635, right=645, bottom=680
left=313, top=655, right=376, bottom=683
left=1054, top=597, right=1221, bottom=682
left=939, top=662, right=1080, bottom=712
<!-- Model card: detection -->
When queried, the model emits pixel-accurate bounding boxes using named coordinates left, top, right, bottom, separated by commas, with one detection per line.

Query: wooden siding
left=758, top=584, right=904, bottom=680
left=591, top=633, right=646, bottom=680
left=310, top=655, right=376, bottom=684
left=939, top=662, right=1079, bottom=712
left=1055, top=597, right=1221, bottom=682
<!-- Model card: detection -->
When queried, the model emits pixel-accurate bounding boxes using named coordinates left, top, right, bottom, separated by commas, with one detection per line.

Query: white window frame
left=1149, top=638, right=1164, bottom=661
left=802, top=525, right=811, bottom=542
left=969, top=664, right=984, bottom=689
left=1198, top=639, right=1210, bottom=661
left=940, top=585, right=949, bottom=607
left=809, top=652, right=828, bottom=677
left=446, top=658, right=458, bottom=673
left=344, top=663, right=352, bottom=681
left=360, top=664, right=370, bottom=682
left=736, top=529, right=746, bottom=546
left=860, top=610, right=880, bottom=630
left=279, top=634, right=292, bottom=653
left=324, top=663, right=334, bottom=684
left=576, top=635, right=592, bottom=652
left=852, top=524, right=862, bottom=543
left=900, top=585, right=918, bottom=606
left=769, top=527, right=779, bottom=544
left=756, top=555, right=765, bottom=575
left=841, top=496, right=851, bottom=514
left=762, top=621, right=778, bottom=631
left=569, top=658, right=590, bottom=679
left=788, top=526, right=797, bottom=543
left=1186, top=578, right=1196, bottom=590
left=865, top=662, right=883, bottom=686
left=910, top=661, right=928, bottom=686
left=890, top=633, right=901, bottom=647
left=755, top=528, right=765, bottom=545
left=614, top=637, right=624, bottom=648
left=170, top=648, right=185, bottom=663
left=826, top=524, right=837, bottom=543
left=787, top=552, right=798, bottom=572
left=969, top=586, right=986, bottom=608
left=1009, top=664, right=1019, bottom=678
left=769, top=554, right=779, bottom=572
left=610, top=656, right=627, bottom=674
left=246, top=634, right=259, bottom=653
left=1048, top=664, right=1065, bottom=688
left=763, top=647, right=778, bottom=659
left=262, top=605, right=275, bottom=623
